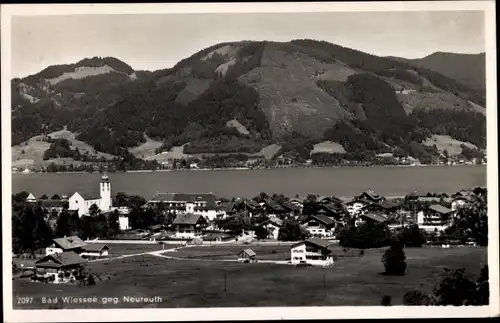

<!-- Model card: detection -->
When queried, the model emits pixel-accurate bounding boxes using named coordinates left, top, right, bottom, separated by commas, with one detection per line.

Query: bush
left=403, top=290, right=431, bottom=305
left=382, top=242, right=407, bottom=275
left=397, top=224, right=425, bottom=247
left=381, top=295, right=392, bottom=306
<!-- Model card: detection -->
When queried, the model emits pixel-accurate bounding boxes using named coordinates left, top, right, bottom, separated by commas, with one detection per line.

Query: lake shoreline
left=12, top=163, right=484, bottom=175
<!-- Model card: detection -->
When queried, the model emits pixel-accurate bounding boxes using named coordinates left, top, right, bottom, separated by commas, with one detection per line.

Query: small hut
left=238, top=249, right=256, bottom=263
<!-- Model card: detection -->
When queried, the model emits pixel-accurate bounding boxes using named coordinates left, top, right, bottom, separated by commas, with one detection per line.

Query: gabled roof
left=280, top=200, right=302, bottom=211
left=361, top=213, right=388, bottom=223
left=149, top=193, right=176, bottom=202
left=292, top=237, right=334, bottom=250
left=262, top=198, right=287, bottom=212
left=303, top=214, right=336, bottom=227
left=239, top=248, right=256, bottom=257
left=357, top=191, right=385, bottom=201
left=172, top=213, right=205, bottom=225
left=428, top=204, right=453, bottom=214
left=82, top=244, right=109, bottom=252
left=52, top=236, right=87, bottom=250
left=261, top=217, right=284, bottom=227
left=35, top=251, right=86, bottom=268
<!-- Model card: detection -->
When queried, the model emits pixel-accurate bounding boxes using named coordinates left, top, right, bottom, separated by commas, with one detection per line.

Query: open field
left=100, top=243, right=180, bottom=257
left=422, top=134, right=478, bottom=156
left=164, top=245, right=292, bottom=261
left=13, top=246, right=487, bottom=309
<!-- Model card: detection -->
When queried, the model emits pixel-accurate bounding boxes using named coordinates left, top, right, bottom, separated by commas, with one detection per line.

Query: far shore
left=11, top=163, right=485, bottom=175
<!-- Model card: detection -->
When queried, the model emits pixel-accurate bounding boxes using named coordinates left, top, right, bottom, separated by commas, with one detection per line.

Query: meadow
left=12, top=246, right=487, bottom=309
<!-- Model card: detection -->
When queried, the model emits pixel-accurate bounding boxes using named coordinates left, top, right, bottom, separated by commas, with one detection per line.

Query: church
left=68, top=174, right=112, bottom=217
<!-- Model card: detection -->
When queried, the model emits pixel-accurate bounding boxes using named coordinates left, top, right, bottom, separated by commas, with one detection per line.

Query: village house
left=301, top=214, right=337, bottom=238
left=172, top=213, right=208, bottom=239
left=25, top=194, right=69, bottom=214
left=288, top=197, right=305, bottom=210
left=45, top=236, right=110, bottom=259
left=355, top=213, right=390, bottom=227
left=79, top=244, right=110, bottom=259
left=259, top=217, right=283, bottom=240
left=228, top=199, right=264, bottom=218
left=451, top=195, right=474, bottom=211
left=360, top=200, right=401, bottom=217
left=143, top=192, right=222, bottom=221
left=417, top=204, right=454, bottom=228
left=290, top=238, right=336, bottom=266
left=46, top=236, right=87, bottom=256
left=34, top=251, right=87, bottom=284
left=355, top=190, right=386, bottom=204
left=260, top=198, right=289, bottom=217
left=280, top=200, right=302, bottom=216
left=238, top=249, right=257, bottom=263
left=345, top=199, right=373, bottom=216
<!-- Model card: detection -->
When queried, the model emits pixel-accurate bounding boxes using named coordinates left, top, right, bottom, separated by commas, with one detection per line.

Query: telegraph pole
left=223, top=270, right=227, bottom=292
left=322, top=268, right=327, bottom=298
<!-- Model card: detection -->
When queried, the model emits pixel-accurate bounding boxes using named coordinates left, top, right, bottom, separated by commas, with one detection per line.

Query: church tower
left=100, top=174, right=112, bottom=211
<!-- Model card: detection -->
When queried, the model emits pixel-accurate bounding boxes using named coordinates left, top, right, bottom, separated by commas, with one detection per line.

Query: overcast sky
left=11, top=11, right=485, bottom=78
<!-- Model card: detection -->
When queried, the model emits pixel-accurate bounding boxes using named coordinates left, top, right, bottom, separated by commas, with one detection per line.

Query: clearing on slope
left=422, top=135, right=478, bottom=156
left=311, top=141, right=347, bottom=154
left=128, top=134, right=164, bottom=159
left=12, top=129, right=116, bottom=167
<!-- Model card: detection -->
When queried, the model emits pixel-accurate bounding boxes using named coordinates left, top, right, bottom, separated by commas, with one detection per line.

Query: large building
left=143, top=193, right=223, bottom=221
left=68, top=175, right=113, bottom=217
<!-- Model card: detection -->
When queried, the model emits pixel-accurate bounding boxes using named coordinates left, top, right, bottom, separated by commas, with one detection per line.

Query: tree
left=381, top=295, right=392, bottom=306
left=432, top=268, right=478, bottom=305
left=55, top=209, right=71, bottom=237
left=254, top=225, right=270, bottom=240
left=88, top=204, right=100, bottom=217
left=68, top=211, right=81, bottom=235
left=382, top=241, right=407, bottom=275
left=446, top=195, right=487, bottom=246
left=278, top=219, right=309, bottom=241
left=107, top=210, right=120, bottom=236
left=397, top=224, right=424, bottom=247
left=338, top=222, right=392, bottom=249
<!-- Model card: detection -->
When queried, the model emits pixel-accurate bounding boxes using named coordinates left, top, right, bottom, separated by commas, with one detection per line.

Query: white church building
left=69, top=175, right=112, bottom=217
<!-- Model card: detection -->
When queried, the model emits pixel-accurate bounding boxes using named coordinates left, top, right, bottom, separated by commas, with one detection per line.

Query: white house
left=290, top=238, right=335, bottom=266
left=143, top=193, right=222, bottom=221
left=172, top=213, right=208, bottom=239
left=345, top=199, right=372, bottom=216
left=79, top=244, right=110, bottom=258
left=68, top=175, right=113, bottom=217
left=45, top=236, right=87, bottom=256
left=259, top=218, right=283, bottom=240
left=118, top=215, right=130, bottom=231
left=451, top=195, right=473, bottom=211
left=301, top=215, right=337, bottom=238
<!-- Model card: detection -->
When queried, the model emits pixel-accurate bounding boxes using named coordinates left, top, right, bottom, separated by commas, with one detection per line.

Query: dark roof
left=429, top=204, right=453, bottom=214
left=357, top=191, right=385, bottom=201
left=35, top=251, right=86, bottom=268
left=39, top=199, right=68, bottom=208
left=345, top=199, right=374, bottom=206
left=82, top=244, right=109, bottom=252
left=303, top=214, right=336, bottom=226
left=172, top=213, right=205, bottom=225
left=361, top=213, right=388, bottom=223
left=262, top=198, right=287, bottom=212
left=217, top=202, right=235, bottom=212
left=280, top=200, right=302, bottom=211
left=52, top=236, right=87, bottom=250
left=320, top=203, right=343, bottom=213
left=239, top=249, right=256, bottom=257
left=292, top=237, right=334, bottom=250
left=149, top=193, right=176, bottom=202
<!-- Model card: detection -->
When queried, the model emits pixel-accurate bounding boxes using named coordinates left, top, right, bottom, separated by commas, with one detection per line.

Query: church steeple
left=100, top=173, right=111, bottom=211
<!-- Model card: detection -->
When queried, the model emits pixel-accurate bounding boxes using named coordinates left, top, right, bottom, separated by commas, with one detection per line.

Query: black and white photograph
left=2, top=2, right=498, bottom=322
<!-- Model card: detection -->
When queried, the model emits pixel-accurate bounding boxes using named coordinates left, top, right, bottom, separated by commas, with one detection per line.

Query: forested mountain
left=11, top=41, right=486, bottom=164
left=388, top=52, right=486, bottom=92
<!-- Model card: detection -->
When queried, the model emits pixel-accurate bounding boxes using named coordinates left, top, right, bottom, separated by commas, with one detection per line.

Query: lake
left=11, top=165, right=486, bottom=199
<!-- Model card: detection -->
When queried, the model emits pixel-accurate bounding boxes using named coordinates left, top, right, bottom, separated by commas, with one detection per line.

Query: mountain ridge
left=11, top=40, right=486, bottom=165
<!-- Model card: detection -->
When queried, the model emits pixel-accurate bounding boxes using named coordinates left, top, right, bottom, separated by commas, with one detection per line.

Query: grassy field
left=165, top=245, right=292, bottom=261
left=101, top=243, right=181, bottom=257
left=13, top=246, right=487, bottom=309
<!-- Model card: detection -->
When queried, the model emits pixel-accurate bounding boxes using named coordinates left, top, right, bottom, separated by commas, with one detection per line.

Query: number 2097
left=17, top=297, right=34, bottom=304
